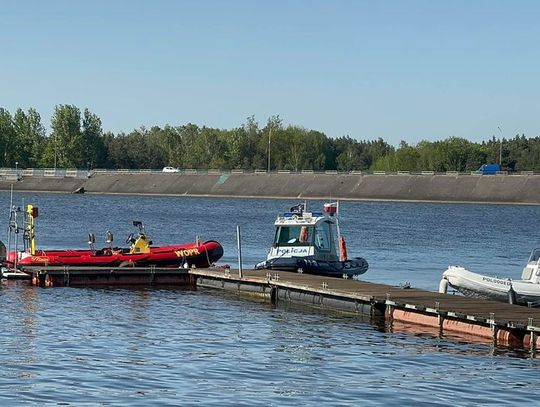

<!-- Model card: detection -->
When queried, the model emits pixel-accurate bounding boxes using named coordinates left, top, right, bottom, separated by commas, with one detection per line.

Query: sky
left=1, top=0, right=540, bottom=146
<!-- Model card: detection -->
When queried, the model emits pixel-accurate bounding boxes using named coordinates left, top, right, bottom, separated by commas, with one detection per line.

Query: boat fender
left=339, top=236, right=348, bottom=262
left=438, top=277, right=448, bottom=294
left=508, top=284, right=517, bottom=305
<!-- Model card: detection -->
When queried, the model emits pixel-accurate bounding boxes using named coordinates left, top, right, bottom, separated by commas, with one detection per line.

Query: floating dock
left=191, top=268, right=540, bottom=353
left=17, top=265, right=540, bottom=354
left=22, top=266, right=193, bottom=287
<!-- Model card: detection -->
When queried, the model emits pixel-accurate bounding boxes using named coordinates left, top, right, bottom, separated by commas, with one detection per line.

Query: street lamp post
left=54, top=133, right=58, bottom=170
left=498, top=126, right=503, bottom=166
left=15, top=161, right=18, bottom=177
left=267, top=128, right=272, bottom=173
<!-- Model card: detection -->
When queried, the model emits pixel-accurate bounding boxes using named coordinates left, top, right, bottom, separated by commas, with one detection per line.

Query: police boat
left=255, top=202, right=369, bottom=279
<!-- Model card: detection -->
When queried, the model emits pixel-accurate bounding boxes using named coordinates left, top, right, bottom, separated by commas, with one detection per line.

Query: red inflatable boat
left=1, top=205, right=224, bottom=269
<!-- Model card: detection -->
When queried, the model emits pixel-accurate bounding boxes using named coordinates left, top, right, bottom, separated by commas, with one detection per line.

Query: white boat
left=1, top=266, right=31, bottom=280
left=439, top=248, right=540, bottom=305
left=255, top=202, right=368, bottom=279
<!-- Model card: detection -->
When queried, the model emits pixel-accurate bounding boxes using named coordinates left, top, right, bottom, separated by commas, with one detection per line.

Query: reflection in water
left=21, top=284, right=38, bottom=337
left=2, top=283, right=540, bottom=404
left=2, top=194, right=540, bottom=404
left=0, top=282, right=39, bottom=389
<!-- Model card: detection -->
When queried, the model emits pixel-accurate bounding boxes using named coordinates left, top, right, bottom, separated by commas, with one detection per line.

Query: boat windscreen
left=274, top=226, right=313, bottom=246
left=529, top=248, right=540, bottom=263
left=314, top=221, right=333, bottom=252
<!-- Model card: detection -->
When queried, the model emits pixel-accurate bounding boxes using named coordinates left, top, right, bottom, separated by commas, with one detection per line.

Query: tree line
left=1, top=104, right=539, bottom=172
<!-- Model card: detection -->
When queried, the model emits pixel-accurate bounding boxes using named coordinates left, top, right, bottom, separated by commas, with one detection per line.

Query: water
left=2, top=192, right=540, bottom=405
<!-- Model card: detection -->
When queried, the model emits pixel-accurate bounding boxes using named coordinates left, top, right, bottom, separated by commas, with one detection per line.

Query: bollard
left=236, top=225, right=243, bottom=278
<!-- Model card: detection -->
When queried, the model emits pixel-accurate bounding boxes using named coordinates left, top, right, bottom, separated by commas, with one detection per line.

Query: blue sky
left=1, top=0, right=539, bottom=146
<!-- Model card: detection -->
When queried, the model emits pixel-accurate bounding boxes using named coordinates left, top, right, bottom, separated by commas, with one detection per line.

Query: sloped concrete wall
left=2, top=173, right=540, bottom=204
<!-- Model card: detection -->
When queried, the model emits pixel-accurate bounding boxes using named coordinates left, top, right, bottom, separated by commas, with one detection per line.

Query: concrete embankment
left=2, top=172, right=540, bottom=204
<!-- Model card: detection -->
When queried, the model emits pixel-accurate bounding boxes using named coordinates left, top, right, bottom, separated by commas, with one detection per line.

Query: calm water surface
left=2, top=192, right=540, bottom=405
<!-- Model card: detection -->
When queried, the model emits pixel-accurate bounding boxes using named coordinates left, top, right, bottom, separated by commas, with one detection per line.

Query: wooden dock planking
left=192, top=268, right=540, bottom=329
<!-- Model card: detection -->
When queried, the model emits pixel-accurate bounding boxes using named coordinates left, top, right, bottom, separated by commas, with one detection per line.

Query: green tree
left=372, top=141, right=419, bottom=171
left=437, top=137, right=486, bottom=171
left=82, top=108, right=106, bottom=168
left=278, top=126, right=307, bottom=171
left=155, top=125, right=184, bottom=167
left=305, top=130, right=331, bottom=170
left=262, top=115, right=283, bottom=170
left=222, top=127, right=247, bottom=169
left=365, top=138, right=393, bottom=170
left=50, top=104, right=84, bottom=168
left=394, top=141, right=420, bottom=171
left=0, top=108, right=15, bottom=167
left=335, top=137, right=360, bottom=171
left=177, top=123, right=202, bottom=168
left=243, top=116, right=264, bottom=169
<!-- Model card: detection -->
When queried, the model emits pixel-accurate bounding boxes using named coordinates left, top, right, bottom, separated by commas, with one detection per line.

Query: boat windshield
left=529, top=248, right=540, bottom=263
left=314, top=221, right=333, bottom=252
left=274, top=226, right=314, bottom=246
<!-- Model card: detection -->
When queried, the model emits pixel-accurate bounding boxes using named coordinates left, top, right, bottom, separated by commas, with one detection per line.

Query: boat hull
left=255, top=256, right=369, bottom=278
left=7, top=240, right=224, bottom=269
left=441, top=266, right=540, bottom=306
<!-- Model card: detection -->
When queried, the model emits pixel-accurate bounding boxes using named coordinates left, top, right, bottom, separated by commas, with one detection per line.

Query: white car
left=162, top=166, right=179, bottom=173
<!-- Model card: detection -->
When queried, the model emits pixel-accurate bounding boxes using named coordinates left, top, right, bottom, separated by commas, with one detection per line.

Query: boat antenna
left=14, top=210, right=19, bottom=270
left=6, top=184, right=13, bottom=256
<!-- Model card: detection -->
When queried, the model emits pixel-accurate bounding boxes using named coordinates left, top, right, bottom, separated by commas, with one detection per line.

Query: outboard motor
left=88, top=233, right=96, bottom=253
left=106, top=231, right=114, bottom=249
left=0, top=240, right=6, bottom=262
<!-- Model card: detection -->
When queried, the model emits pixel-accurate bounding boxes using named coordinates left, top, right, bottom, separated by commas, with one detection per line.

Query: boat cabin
left=521, top=248, right=540, bottom=283
left=268, top=210, right=340, bottom=262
